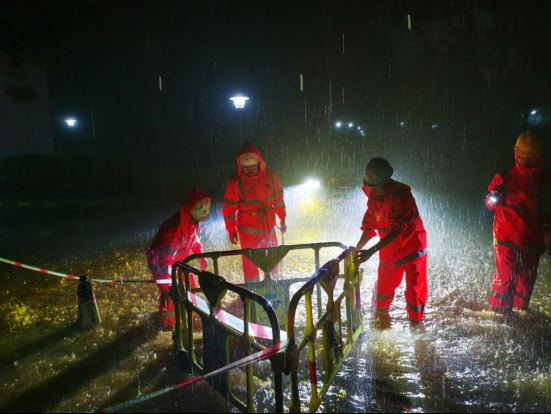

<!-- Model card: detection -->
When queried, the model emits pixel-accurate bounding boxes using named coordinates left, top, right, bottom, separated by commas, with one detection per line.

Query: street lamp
left=348, top=123, right=353, bottom=128
left=531, top=110, right=537, bottom=115
left=335, top=122, right=342, bottom=128
left=230, top=96, right=249, bottom=109
left=65, top=118, right=77, bottom=127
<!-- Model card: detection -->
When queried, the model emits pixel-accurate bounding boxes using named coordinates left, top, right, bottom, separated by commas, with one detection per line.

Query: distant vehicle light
left=304, top=179, right=321, bottom=189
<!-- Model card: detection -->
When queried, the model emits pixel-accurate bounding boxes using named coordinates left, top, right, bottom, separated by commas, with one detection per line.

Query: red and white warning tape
left=1, top=256, right=285, bottom=340
left=188, top=291, right=287, bottom=340
left=0, top=257, right=170, bottom=284
left=94, top=337, right=291, bottom=413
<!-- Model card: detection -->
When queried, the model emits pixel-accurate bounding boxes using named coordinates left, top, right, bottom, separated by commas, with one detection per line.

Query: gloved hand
left=280, top=220, right=288, bottom=234
left=199, top=258, right=208, bottom=271
left=229, top=232, right=239, bottom=245
left=160, top=290, right=170, bottom=309
left=353, top=246, right=377, bottom=266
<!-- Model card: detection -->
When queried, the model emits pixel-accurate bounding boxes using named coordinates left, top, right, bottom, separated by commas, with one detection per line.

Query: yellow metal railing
left=170, top=244, right=363, bottom=413
left=286, top=248, right=363, bottom=413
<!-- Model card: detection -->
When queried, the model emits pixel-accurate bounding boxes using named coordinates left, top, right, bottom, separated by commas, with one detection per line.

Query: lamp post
left=230, top=96, right=249, bottom=143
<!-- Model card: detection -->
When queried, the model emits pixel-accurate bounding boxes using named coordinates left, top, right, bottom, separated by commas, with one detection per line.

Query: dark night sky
left=2, top=0, right=551, bottom=199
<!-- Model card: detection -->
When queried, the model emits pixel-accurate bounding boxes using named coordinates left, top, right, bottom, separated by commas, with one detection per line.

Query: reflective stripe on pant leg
left=404, top=253, right=427, bottom=322
left=489, top=247, right=516, bottom=312
left=373, top=260, right=403, bottom=310
left=158, top=292, right=176, bottom=328
left=514, top=251, right=540, bottom=309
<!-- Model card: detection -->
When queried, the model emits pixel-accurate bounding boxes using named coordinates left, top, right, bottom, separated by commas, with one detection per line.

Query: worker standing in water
left=354, top=158, right=428, bottom=329
left=222, top=142, right=287, bottom=282
left=485, top=131, right=551, bottom=316
left=147, top=187, right=211, bottom=330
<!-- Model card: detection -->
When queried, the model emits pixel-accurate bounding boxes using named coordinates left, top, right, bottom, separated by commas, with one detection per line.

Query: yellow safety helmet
left=514, top=131, right=543, bottom=158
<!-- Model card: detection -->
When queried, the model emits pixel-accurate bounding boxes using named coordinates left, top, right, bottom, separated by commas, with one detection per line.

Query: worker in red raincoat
left=354, top=158, right=428, bottom=328
left=146, top=187, right=211, bottom=329
left=485, top=131, right=551, bottom=315
left=223, top=142, right=287, bottom=282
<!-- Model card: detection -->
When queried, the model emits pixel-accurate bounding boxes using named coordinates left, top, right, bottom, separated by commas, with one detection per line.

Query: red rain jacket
left=223, top=142, right=286, bottom=236
left=361, top=180, right=427, bottom=265
left=147, top=187, right=210, bottom=290
left=486, top=157, right=551, bottom=251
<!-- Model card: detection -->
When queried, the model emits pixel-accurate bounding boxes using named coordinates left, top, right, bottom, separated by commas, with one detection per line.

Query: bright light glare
left=304, top=179, right=321, bottom=189
left=348, top=123, right=353, bottom=127
left=357, top=126, right=361, bottom=130
left=304, top=197, right=313, bottom=205
left=336, top=122, right=342, bottom=127
left=531, top=110, right=537, bottom=115
left=230, top=96, right=249, bottom=109
left=65, top=119, right=77, bottom=127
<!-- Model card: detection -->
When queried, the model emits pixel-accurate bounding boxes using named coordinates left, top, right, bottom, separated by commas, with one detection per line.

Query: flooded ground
left=2, top=186, right=551, bottom=413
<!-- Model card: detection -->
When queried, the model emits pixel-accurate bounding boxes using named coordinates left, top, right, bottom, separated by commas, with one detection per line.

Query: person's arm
left=485, top=174, right=504, bottom=211
left=355, top=232, right=398, bottom=265
left=354, top=205, right=378, bottom=263
left=223, top=177, right=240, bottom=244
left=270, top=170, right=287, bottom=233
left=190, top=237, right=208, bottom=270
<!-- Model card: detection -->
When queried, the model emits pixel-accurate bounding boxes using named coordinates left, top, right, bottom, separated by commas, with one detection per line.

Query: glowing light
left=304, top=197, right=313, bottom=205
left=357, top=126, right=361, bottom=130
left=490, top=195, right=498, bottom=203
left=65, top=119, right=77, bottom=127
left=531, top=110, right=537, bottom=115
left=304, top=179, right=321, bottom=189
left=348, top=123, right=353, bottom=127
left=400, top=122, right=405, bottom=126
left=336, top=122, right=342, bottom=127
left=230, top=96, right=249, bottom=109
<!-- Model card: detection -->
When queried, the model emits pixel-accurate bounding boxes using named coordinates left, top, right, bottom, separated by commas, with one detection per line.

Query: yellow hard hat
left=514, top=131, right=543, bottom=158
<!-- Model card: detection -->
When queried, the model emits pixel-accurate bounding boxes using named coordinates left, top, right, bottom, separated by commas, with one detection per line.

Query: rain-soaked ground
left=2, top=185, right=551, bottom=413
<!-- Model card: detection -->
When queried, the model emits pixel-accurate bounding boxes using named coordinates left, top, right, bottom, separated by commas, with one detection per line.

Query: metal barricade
left=170, top=243, right=363, bottom=413
left=181, top=242, right=348, bottom=329
left=171, top=262, right=285, bottom=413
left=286, top=248, right=363, bottom=413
